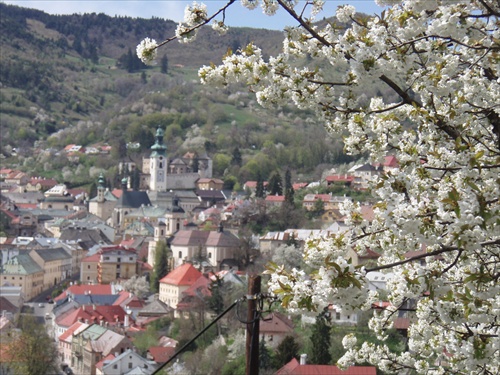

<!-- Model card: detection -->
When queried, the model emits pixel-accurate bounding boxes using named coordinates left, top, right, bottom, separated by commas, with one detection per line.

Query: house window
left=113, top=365, right=118, bottom=369
left=178, top=251, right=182, bottom=259
left=336, top=312, right=341, bottom=320
left=129, top=363, right=133, bottom=369
left=88, top=265, right=91, bottom=269
left=129, top=257, right=133, bottom=261
left=208, top=252, right=212, bottom=259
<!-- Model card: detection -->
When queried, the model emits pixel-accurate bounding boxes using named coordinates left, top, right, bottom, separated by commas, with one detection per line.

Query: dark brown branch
left=276, top=0, right=332, bottom=47
left=156, top=0, right=236, bottom=49
left=367, top=239, right=500, bottom=273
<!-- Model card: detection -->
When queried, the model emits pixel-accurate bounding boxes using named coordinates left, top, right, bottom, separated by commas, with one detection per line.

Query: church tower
left=150, top=127, right=167, bottom=192
left=97, top=173, right=105, bottom=203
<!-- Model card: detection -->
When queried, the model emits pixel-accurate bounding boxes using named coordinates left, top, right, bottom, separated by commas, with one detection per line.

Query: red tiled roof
left=325, top=174, right=355, bottom=183
left=58, top=321, right=88, bottom=342
left=159, top=263, right=202, bottom=286
left=292, top=182, right=308, bottom=190
left=265, top=195, right=285, bottom=202
left=82, top=253, right=101, bottom=262
left=383, top=155, right=399, bottom=167
left=56, top=305, right=130, bottom=328
left=95, top=353, right=115, bottom=370
left=29, top=178, right=58, bottom=187
left=100, top=245, right=136, bottom=254
left=14, top=203, right=37, bottom=209
left=181, top=275, right=211, bottom=298
left=276, top=358, right=377, bottom=375
left=120, top=239, right=135, bottom=248
left=260, top=313, right=294, bottom=335
left=54, top=284, right=113, bottom=301
left=148, top=346, right=176, bottom=363
left=111, top=189, right=123, bottom=198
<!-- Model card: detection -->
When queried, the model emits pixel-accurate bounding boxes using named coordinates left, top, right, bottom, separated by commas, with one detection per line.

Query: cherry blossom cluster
left=137, top=0, right=499, bottom=373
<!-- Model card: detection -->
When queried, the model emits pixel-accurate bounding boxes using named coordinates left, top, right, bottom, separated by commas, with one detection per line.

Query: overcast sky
left=3, top=1, right=384, bottom=30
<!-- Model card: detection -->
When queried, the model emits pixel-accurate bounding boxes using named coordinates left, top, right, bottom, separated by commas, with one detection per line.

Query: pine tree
left=161, top=54, right=169, bottom=74
left=309, top=310, right=332, bottom=365
left=268, top=171, right=283, bottom=196
left=255, top=171, right=265, bottom=198
left=274, top=335, right=299, bottom=368
left=208, top=276, right=223, bottom=314
left=284, top=169, right=295, bottom=204
left=259, top=339, right=273, bottom=371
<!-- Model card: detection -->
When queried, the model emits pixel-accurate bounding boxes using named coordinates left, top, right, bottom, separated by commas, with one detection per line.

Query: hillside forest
left=0, top=3, right=382, bottom=189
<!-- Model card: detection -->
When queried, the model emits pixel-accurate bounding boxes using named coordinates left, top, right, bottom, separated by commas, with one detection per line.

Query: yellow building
left=96, top=246, right=138, bottom=284
left=0, top=253, right=44, bottom=301
left=30, top=248, right=72, bottom=289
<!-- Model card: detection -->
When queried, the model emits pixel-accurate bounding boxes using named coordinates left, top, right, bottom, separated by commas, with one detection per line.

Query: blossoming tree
left=138, top=1, right=499, bottom=373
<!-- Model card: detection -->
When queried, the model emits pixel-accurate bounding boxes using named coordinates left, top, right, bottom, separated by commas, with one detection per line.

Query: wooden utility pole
left=246, top=275, right=261, bottom=375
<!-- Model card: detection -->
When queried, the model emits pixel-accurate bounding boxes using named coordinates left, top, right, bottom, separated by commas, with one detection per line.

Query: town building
left=0, top=252, right=44, bottom=301
left=158, top=263, right=202, bottom=309
left=170, top=225, right=241, bottom=270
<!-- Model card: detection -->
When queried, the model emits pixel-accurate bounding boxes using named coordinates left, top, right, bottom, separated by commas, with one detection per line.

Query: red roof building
left=54, top=284, right=113, bottom=302
left=260, top=312, right=294, bottom=348
left=276, top=358, right=377, bottom=375
left=325, top=174, right=355, bottom=186
left=158, top=264, right=203, bottom=309
left=55, top=304, right=132, bottom=331
left=265, top=195, right=286, bottom=207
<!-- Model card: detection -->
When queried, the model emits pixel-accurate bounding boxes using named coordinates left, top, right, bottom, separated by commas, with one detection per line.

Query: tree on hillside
left=138, top=1, right=500, bottom=374
left=267, top=171, right=283, bottom=196
left=231, top=146, right=242, bottom=166
left=309, top=310, right=332, bottom=365
left=255, top=170, right=265, bottom=198
left=284, top=168, right=294, bottom=205
left=150, top=240, right=170, bottom=293
left=6, top=315, right=58, bottom=375
left=160, top=54, right=169, bottom=74
left=273, top=335, right=299, bottom=369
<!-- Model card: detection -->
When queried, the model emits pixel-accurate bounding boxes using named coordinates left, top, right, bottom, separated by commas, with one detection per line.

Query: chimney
left=300, top=354, right=307, bottom=365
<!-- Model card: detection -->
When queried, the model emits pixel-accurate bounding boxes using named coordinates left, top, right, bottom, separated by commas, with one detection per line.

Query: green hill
left=0, top=3, right=353, bottom=188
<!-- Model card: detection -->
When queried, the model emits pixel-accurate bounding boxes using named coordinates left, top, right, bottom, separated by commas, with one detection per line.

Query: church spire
left=150, top=126, right=167, bottom=157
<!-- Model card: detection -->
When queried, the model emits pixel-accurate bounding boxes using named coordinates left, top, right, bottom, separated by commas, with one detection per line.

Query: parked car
left=38, top=303, right=44, bottom=308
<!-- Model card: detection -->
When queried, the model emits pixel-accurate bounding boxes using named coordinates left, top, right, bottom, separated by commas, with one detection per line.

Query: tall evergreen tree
left=268, top=171, right=283, bottom=196
left=274, top=335, right=299, bottom=368
left=259, top=339, right=273, bottom=371
left=131, top=168, right=140, bottom=191
left=255, top=171, right=265, bottom=198
left=160, top=54, right=169, bottom=74
left=309, top=310, right=332, bottom=365
left=284, top=168, right=295, bottom=204
left=150, top=241, right=170, bottom=293
left=208, top=275, right=224, bottom=313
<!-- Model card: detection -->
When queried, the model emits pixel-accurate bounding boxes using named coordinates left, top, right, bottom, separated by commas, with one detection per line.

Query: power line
left=152, top=298, right=240, bottom=374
